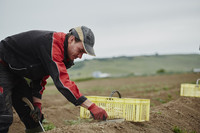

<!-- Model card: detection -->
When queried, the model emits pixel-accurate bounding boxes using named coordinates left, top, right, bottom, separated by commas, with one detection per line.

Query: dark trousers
left=0, top=63, right=40, bottom=133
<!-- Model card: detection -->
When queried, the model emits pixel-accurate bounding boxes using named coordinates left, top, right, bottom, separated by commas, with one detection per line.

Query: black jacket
left=0, top=30, right=87, bottom=106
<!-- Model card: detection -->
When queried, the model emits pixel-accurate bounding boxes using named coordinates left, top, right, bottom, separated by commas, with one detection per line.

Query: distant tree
left=156, top=69, right=165, bottom=74
left=155, top=52, right=159, bottom=56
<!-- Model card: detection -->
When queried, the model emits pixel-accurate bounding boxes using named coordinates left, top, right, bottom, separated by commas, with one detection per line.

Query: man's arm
left=36, top=34, right=108, bottom=120
left=31, top=76, right=49, bottom=99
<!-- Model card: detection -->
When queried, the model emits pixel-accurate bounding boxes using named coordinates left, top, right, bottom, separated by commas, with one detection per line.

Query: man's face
left=67, top=36, right=86, bottom=61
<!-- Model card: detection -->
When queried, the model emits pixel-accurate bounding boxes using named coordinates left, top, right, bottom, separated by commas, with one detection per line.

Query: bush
left=156, top=69, right=165, bottom=74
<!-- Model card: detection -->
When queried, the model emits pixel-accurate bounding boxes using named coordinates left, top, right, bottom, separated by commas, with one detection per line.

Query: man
left=0, top=26, right=108, bottom=133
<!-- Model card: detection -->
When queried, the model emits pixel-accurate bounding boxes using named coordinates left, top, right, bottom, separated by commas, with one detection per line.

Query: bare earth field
left=9, top=73, right=200, bottom=133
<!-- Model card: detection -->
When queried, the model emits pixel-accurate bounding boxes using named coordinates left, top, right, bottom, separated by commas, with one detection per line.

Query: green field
left=66, top=54, right=200, bottom=79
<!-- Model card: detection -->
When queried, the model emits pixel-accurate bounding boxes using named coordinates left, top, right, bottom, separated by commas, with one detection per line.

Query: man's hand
left=30, top=102, right=43, bottom=122
left=88, top=103, right=108, bottom=120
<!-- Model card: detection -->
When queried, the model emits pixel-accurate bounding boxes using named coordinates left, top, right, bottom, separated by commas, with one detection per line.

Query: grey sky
left=0, top=0, right=200, bottom=60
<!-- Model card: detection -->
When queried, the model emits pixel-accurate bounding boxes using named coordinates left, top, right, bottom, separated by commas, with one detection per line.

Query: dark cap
left=69, top=26, right=95, bottom=56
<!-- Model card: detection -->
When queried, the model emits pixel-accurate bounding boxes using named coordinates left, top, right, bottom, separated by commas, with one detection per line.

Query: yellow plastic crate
left=180, top=79, right=200, bottom=97
left=80, top=91, right=150, bottom=122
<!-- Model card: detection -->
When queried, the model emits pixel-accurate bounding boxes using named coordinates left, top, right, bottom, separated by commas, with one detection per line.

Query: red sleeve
left=31, top=75, right=49, bottom=99
left=39, top=75, right=49, bottom=95
left=47, top=32, right=86, bottom=105
left=53, top=61, right=83, bottom=99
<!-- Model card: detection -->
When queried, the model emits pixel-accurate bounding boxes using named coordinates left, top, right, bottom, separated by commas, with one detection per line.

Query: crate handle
left=196, top=79, right=200, bottom=87
left=110, top=90, right=122, bottom=98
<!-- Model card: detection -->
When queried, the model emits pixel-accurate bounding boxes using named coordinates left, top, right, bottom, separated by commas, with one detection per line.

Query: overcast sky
left=0, top=0, right=200, bottom=60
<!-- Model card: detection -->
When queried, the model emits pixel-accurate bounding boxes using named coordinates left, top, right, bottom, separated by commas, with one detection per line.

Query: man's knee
left=0, top=114, right=13, bottom=133
left=0, top=114, right=13, bottom=124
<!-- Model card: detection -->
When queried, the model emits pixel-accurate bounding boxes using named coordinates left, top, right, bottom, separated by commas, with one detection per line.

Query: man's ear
left=68, top=35, right=75, bottom=44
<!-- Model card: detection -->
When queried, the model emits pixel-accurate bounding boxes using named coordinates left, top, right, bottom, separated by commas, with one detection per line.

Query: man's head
left=67, top=26, right=95, bottom=60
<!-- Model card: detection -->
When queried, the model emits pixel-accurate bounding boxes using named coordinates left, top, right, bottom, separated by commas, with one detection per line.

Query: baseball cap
left=69, top=26, right=96, bottom=56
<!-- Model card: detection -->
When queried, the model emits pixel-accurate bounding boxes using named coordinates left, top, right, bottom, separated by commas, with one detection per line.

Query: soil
left=9, top=73, right=200, bottom=133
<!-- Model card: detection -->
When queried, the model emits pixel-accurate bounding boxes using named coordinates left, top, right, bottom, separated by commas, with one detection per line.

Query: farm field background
left=66, top=54, right=200, bottom=79
left=10, top=73, right=200, bottom=133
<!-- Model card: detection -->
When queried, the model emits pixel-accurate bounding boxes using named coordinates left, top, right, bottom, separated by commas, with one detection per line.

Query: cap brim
left=83, top=42, right=96, bottom=56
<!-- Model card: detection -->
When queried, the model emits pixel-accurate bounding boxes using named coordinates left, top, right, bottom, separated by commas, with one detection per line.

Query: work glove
left=88, top=103, right=108, bottom=120
left=30, top=102, right=44, bottom=122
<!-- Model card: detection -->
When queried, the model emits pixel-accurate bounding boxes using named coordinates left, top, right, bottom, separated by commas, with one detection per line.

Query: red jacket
left=0, top=30, right=87, bottom=106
